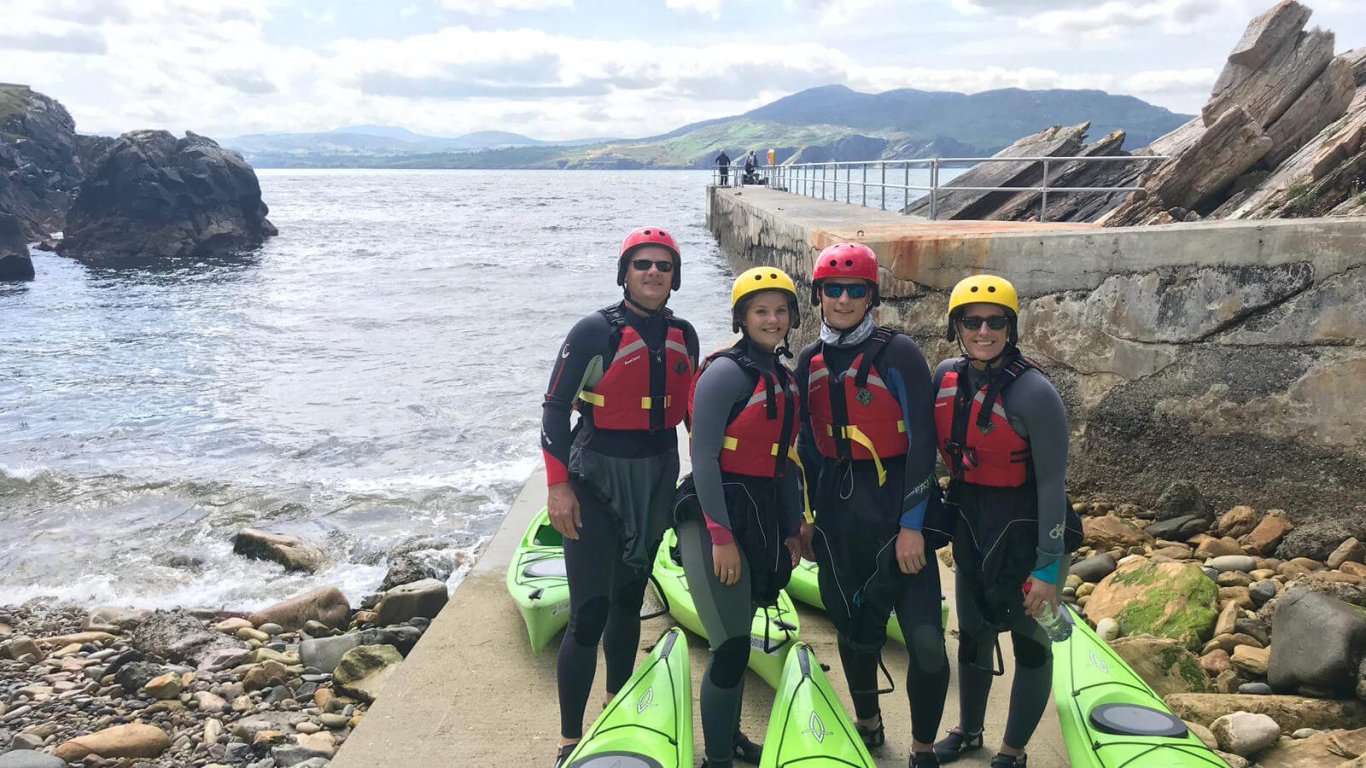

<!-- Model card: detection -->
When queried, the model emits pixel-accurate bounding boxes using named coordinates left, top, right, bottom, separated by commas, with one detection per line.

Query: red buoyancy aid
left=933, top=357, right=1035, bottom=487
left=688, top=347, right=799, bottom=478
left=579, top=307, right=693, bottom=431
left=806, top=328, right=908, bottom=486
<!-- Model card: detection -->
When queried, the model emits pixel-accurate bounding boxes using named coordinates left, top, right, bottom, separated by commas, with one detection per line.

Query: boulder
left=0, top=751, right=68, bottom=767
left=1201, top=649, right=1233, bottom=676
left=114, top=661, right=169, bottom=693
left=1085, top=560, right=1218, bottom=651
left=1263, top=56, right=1356, bottom=167
left=1146, top=515, right=1208, bottom=542
left=1209, top=555, right=1258, bottom=574
left=248, top=586, right=350, bottom=631
left=1243, top=515, right=1294, bottom=556
left=1210, top=711, right=1281, bottom=757
left=232, top=529, right=324, bottom=573
left=1215, top=600, right=1242, bottom=637
left=1223, top=0, right=1313, bottom=71
left=1196, top=537, right=1246, bottom=559
left=1328, top=538, right=1366, bottom=570
left=1269, top=586, right=1366, bottom=698
left=1231, top=645, right=1270, bottom=678
left=1152, top=480, right=1215, bottom=522
left=1255, top=726, right=1366, bottom=768
left=52, top=723, right=172, bottom=761
left=1164, top=693, right=1366, bottom=732
left=1217, top=506, right=1262, bottom=539
left=131, top=610, right=242, bottom=666
left=140, top=672, right=183, bottom=699
left=299, top=634, right=363, bottom=674
left=380, top=550, right=457, bottom=591
left=1083, top=515, right=1150, bottom=551
left=1071, top=553, right=1118, bottom=583
left=0, top=213, right=34, bottom=281
left=333, top=644, right=404, bottom=703
left=1109, top=636, right=1212, bottom=696
left=1250, top=580, right=1279, bottom=609
left=1277, top=519, right=1366, bottom=562
left=374, top=579, right=448, bottom=626
left=59, top=129, right=276, bottom=263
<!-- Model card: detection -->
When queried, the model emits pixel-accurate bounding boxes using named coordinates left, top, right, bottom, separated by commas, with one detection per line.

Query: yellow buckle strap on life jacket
left=640, top=395, right=672, bottom=409
left=826, top=424, right=888, bottom=486
left=578, top=391, right=605, bottom=407
left=722, top=436, right=738, bottom=451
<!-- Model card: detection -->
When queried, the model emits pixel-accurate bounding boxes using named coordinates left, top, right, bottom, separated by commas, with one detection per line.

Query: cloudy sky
left=3, top=0, right=1363, bottom=141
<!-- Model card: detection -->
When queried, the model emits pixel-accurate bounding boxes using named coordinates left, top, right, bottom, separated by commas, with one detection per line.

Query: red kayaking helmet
left=811, top=242, right=879, bottom=305
left=617, top=227, right=681, bottom=291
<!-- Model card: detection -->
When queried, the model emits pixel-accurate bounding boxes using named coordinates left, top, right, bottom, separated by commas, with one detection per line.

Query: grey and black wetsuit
left=541, top=301, right=699, bottom=740
left=796, top=326, right=951, bottom=745
left=933, top=353, right=1070, bottom=751
left=676, top=339, right=803, bottom=768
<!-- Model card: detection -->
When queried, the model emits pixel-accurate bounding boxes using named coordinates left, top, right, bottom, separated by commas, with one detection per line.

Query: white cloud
left=439, top=0, right=572, bottom=15
left=665, top=0, right=723, bottom=19
left=1021, top=0, right=1218, bottom=38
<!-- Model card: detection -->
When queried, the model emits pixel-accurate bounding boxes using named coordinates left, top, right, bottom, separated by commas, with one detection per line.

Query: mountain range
left=225, top=84, right=1193, bottom=170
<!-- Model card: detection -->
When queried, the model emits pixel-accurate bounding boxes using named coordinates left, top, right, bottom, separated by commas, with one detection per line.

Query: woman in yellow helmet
left=931, top=274, right=1080, bottom=768
left=674, top=266, right=807, bottom=768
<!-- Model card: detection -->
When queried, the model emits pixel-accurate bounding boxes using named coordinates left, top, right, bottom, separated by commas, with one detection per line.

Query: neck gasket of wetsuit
left=623, top=291, right=667, bottom=318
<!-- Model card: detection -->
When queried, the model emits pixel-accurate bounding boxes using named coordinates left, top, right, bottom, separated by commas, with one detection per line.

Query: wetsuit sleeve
left=778, top=457, right=803, bottom=538
left=688, top=356, right=752, bottom=546
left=883, top=336, right=938, bottom=531
left=793, top=345, right=821, bottom=504
left=1009, top=370, right=1070, bottom=584
left=540, top=313, right=610, bottom=485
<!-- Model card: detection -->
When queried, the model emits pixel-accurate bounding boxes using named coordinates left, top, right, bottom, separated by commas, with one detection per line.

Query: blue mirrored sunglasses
left=821, top=283, right=870, bottom=300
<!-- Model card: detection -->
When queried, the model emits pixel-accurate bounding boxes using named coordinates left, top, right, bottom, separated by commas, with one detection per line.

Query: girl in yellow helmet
left=674, top=266, right=806, bottom=767
left=931, top=274, right=1080, bottom=768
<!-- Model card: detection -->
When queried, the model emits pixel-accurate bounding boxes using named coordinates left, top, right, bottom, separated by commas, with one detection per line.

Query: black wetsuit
left=796, top=328, right=950, bottom=745
left=678, top=340, right=802, bottom=768
left=933, top=356, right=1070, bottom=751
left=541, top=301, right=700, bottom=740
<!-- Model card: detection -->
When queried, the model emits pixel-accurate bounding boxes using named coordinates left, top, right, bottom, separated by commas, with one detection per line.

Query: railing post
left=1041, top=159, right=1050, bottom=223
left=930, top=159, right=939, bottom=220
left=862, top=163, right=867, bottom=207
left=903, top=163, right=909, bottom=215
left=880, top=162, right=886, bottom=211
left=845, top=165, right=851, bottom=204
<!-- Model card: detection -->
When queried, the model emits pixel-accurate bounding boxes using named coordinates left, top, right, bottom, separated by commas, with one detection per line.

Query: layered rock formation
left=59, top=130, right=277, bottom=264
left=0, top=211, right=32, bottom=281
left=915, top=1, right=1366, bottom=226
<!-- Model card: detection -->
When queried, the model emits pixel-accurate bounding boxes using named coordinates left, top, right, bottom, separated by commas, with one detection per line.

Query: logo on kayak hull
left=802, top=711, right=828, bottom=743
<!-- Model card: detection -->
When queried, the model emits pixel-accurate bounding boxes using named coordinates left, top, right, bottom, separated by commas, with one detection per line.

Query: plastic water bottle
left=1023, top=581, right=1074, bottom=642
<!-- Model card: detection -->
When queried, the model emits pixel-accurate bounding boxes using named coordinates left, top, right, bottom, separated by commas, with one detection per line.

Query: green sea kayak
left=652, top=529, right=800, bottom=688
left=786, top=558, right=949, bottom=643
left=565, top=626, right=693, bottom=768
left=1053, top=605, right=1228, bottom=767
left=505, top=506, right=571, bottom=652
left=760, top=642, right=876, bottom=767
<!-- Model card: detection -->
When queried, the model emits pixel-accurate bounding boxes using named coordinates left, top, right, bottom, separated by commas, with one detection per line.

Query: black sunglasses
left=958, top=315, right=1010, bottom=331
left=631, top=258, right=674, bottom=273
left=821, top=283, right=870, bottom=300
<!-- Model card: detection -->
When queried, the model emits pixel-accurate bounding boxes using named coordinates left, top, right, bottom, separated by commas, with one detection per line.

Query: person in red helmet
left=540, top=227, right=700, bottom=767
left=795, top=242, right=951, bottom=768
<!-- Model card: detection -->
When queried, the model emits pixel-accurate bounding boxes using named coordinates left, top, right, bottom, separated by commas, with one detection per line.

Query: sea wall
left=709, top=187, right=1366, bottom=523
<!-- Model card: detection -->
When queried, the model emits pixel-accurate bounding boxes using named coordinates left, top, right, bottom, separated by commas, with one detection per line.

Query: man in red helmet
left=540, top=227, right=699, bottom=767
left=795, top=242, right=950, bottom=768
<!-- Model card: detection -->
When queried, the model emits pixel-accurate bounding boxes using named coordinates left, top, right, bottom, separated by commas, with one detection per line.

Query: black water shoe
left=932, top=728, right=984, bottom=763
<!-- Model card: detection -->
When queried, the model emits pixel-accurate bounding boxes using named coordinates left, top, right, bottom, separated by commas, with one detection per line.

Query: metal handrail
left=711, top=154, right=1170, bottom=222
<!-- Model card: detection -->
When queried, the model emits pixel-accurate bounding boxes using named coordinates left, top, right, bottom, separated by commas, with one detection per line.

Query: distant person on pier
left=743, top=150, right=757, bottom=184
left=795, top=242, right=951, bottom=768
left=931, top=274, right=1079, bottom=768
left=540, top=227, right=700, bottom=768
left=675, top=267, right=806, bottom=768
left=716, top=149, right=731, bottom=186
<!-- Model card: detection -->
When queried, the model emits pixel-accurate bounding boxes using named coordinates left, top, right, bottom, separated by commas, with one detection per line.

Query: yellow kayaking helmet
left=731, top=266, right=800, bottom=332
left=946, top=274, right=1019, bottom=343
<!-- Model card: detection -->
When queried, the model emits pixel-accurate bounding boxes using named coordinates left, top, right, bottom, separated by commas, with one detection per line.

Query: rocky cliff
left=0, top=83, right=83, bottom=240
